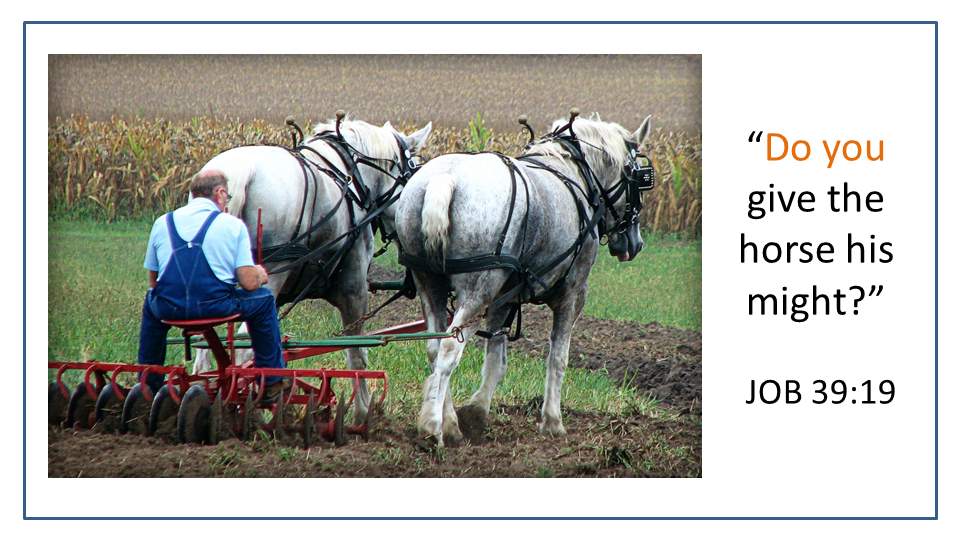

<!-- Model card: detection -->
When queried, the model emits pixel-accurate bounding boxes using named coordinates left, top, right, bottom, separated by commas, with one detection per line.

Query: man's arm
left=148, top=270, right=158, bottom=289
left=236, top=264, right=269, bottom=292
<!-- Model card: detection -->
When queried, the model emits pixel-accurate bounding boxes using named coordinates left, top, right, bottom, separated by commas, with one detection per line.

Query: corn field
left=48, top=115, right=701, bottom=236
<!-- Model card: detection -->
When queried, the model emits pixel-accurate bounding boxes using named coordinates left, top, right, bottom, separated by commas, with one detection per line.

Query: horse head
left=551, top=114, right=652, bottom=262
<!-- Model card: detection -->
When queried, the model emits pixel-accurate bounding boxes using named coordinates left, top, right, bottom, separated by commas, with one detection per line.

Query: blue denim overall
left=138, top=211, right=285, bottom=391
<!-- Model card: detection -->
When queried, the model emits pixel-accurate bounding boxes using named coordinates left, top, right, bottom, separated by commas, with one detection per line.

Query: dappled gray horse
left=396, top=111, right=652, bottom=446
left=195, top=115, right=432, bottom=424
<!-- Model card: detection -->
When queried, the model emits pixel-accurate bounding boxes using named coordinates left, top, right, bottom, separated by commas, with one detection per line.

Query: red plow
left=49, top=315, right=447, bottom=447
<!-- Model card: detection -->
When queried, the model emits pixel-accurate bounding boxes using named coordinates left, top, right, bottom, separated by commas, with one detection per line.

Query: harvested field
left=49, top=54, right=701, bottom=134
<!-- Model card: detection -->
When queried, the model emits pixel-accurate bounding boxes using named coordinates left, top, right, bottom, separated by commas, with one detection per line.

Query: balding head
left=191, top=169, right=228, bottom=198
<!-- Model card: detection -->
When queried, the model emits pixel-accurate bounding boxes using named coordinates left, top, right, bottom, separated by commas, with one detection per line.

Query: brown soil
left=49, top=263, right=701, bottom=478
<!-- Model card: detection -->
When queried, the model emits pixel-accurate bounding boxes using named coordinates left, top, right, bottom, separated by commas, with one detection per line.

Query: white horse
left=192, top=115, right=432, bottom=425
left=395, top=112, right=651, bottom=446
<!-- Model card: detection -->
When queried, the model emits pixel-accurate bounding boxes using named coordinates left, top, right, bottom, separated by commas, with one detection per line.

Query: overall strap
left=165, top=209, right=220, bottom=249
left=190, top=210, right=221, bottom=244
left=164, top=213, right=185, bottom=249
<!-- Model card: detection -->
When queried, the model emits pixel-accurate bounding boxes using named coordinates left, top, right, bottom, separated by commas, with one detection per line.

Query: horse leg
left=541, top=286, right=587, bottom=436
left=418, top=299, right=483, bottom=446
left=411, top=273, right=465, bottom=445
left=323, top=258, right=373, bottom=426
left=458, top=304, right=512, bottom=442
left=337, top=300, right=372, bottom=426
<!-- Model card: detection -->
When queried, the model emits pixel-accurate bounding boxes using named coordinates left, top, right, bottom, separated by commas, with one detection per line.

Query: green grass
left=584, top=235, right=701, bottom=329
left=48, top=218, right=700, bottom=421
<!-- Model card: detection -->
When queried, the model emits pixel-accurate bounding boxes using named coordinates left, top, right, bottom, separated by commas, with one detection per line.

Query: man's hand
left=237, top=265, right=268, bottom=292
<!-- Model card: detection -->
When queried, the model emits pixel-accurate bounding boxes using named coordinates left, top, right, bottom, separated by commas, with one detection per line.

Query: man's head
left=191, top=169, right=231, bottom=211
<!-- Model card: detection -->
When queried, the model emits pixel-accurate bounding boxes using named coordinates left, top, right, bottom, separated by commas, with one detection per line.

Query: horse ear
left=403, top=122, right=433, bottom=152
left=383, top=120, right=394, bottom=132
left=632, top=115, right=652, bottom=147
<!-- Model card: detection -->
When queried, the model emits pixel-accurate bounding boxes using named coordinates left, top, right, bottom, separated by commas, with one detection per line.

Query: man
left=138, top=169, right=289, bottom=401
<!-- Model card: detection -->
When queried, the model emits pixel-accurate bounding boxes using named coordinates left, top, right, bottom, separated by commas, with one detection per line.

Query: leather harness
left=398, top=125, right=649, bottom=339
left=255, top=129, right=419, bottom=313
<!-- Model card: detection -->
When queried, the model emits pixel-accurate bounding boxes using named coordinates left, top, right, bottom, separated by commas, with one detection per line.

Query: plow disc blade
left=177, top=385, right=212, bottom=444
left=94, top=383, right=126, bottom=434
left=121, top=383, right=150, bottom=435
left=67, top=382, right=97, bottom=430
left=334, top=398, right=347, bottom=447
left=149, top=385, right=180, bottom=438
left=48, top=382, right=70, bottom=427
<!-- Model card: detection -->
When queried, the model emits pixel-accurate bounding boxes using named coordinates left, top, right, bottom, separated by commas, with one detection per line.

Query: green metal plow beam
left=168, top=332, right=451, bottom=349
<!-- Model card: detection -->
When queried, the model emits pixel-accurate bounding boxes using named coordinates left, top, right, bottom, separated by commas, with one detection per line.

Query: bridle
left=521, top=110, right=655, bottom=239
left=600, top=139, right=656, bottom=237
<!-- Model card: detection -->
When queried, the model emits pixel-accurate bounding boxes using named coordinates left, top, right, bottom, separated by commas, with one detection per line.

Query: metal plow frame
left=48, top=317, right=448, bottom=448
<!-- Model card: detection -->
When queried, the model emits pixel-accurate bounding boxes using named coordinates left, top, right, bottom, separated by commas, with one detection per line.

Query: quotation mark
left=849, top=285, right=884, bottom=315
left=749, top=131, right=764, bottom=142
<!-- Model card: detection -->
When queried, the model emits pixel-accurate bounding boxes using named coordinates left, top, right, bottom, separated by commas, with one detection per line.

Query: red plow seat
left=162, top=313, right=243, bottom=332
left=162, top=314, right=243, bottom=364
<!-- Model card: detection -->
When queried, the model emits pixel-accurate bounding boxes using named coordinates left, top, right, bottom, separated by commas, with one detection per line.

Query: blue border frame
left=27, top=20, right=939, bottom=521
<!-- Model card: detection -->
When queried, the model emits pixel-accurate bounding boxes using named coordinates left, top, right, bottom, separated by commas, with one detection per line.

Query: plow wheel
left=149, top=385, right=180, bottom=437
left=67, top=382, right=97, bottom=429
left=177, top=386, right=212, bottom=444
left=94, top=383, right=126, bottom=433
left=121, top=383, right=150, bottom=435
left=48, top=382, right=70, bottom=427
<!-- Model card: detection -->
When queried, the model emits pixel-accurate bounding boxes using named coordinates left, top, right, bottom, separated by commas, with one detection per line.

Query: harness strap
left=262, top=186, right=347, bottom=265
left=305, top=134, right=370, bottom=208
left=269, top=191, right=396, bottom=275
left=398, top=148, right=604, bottom=332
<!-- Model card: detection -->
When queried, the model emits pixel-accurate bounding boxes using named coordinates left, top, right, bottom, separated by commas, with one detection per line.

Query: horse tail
left=421, top=173, right=456, bottom=259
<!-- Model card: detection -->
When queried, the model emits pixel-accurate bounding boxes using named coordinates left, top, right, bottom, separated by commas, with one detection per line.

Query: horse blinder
left=626, top=144, right=656, bottom=192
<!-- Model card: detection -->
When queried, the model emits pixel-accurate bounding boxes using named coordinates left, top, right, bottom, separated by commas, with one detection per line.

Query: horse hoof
left=442, top=425, right=463, bottom=447
left=413, top=433, right=442, bottom=451
left=538, top=422, right=567, bottom=437
left=456, top=404, right=487, bottom=443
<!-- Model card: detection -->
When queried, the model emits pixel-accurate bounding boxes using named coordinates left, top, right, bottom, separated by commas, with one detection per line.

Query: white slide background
left=7, top=2, right=957, bottom=538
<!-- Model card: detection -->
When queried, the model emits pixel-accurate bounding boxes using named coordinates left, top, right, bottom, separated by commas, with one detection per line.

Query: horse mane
left=312, top=117, right=400, bottom=161
left=525, top=114, right=631, bottom=179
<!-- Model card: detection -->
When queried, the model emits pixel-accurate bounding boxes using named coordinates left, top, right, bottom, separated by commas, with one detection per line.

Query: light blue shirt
left=144, top=197, right=254, bottom=284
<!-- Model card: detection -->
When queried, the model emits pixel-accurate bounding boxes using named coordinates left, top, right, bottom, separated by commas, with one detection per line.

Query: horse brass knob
left=336, top=110, right=346, bottom=121
left=285, top=116, right=303, bottom=147
left=570, top=108, right=580, bottom=119
left=518, top=115, right=535, bottom=144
